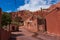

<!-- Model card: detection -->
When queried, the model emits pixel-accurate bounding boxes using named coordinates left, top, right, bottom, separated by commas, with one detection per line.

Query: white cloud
left=6, top=10, right=12, bottom=13
left=17, top=0, right=58, bottom=12
left=57, top=0, right=60, bottom=2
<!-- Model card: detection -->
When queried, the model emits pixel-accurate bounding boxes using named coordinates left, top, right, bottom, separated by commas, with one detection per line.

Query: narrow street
left=9, top=27, right=60, bottom=40
left=9, top=27, right=43, bottom=40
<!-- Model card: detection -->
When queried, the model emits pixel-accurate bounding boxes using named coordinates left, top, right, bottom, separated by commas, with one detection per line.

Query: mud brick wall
left=46, top=9, right=60, bottom=36
left=24, top=17, right=38, bottom=32
left=0, top=28, right=11, bottom=40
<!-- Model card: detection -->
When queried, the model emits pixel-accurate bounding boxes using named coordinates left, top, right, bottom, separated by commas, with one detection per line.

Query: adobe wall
left=46, top=9, right=60, bottom=36
left=24, top=17, right=38, bottom=32
left=56, top=11, right=60, bottom=35
left=0, top=28, right=11, bottom=40
left=11, top=12, right=17, bottom=21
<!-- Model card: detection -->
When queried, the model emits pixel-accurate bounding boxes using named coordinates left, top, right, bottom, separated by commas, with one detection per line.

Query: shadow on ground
left=9, top=34, right=24, bottom=40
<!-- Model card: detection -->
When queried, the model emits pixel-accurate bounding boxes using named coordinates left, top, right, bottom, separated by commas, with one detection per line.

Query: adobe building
left=10, top=10, right=46, bottom=32
left=9, top=12, right=20, bottom=31
left=0, top=28, right=11, bottom=40
left=10, top=10, right=32, bottom=31
left=0, top=8, right=11, bottom=40
left=45, top=2, right=60, bottom=36
left=22, top=14, right=46, bottom=32
left=24, top=15, right=38, bottom=32
left=9, top=2, right=60, bottom=36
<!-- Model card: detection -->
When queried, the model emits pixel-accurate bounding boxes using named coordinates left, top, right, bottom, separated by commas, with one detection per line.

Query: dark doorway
left=12, top=26, right=19, bottom=32
left=12, top=26, right=15, bottom=32
left=44, top=19, right=47, bottom=31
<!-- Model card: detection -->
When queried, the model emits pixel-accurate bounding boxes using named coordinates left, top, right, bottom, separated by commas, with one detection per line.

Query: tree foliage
left=12, top=17, right=24, bottom=26
left=1, top=12, right=12, bottom=26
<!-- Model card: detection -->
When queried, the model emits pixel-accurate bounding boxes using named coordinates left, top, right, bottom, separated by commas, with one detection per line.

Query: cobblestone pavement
left=9, top=27, right=60, bottom=40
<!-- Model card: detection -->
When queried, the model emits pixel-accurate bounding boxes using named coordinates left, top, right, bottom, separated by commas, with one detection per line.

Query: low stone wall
left=0, top=28, right=11, bottom=40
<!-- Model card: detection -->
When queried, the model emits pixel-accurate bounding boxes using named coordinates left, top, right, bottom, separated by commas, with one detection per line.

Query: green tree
left=1, top=12, right=12, bottom=27
left=12, top=17, right=23, bottom=27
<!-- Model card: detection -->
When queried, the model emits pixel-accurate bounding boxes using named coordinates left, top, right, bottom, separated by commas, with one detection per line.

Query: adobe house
left=10, top=10, right=46, bottom=32
left=0, top=28, right=11, bottom=40
left=9, top=12, right=22, bottom=31
left=32, top=9, right=48, bottom=32
left=18, top=11, right=39, bottom=32
left=23, top=10, right=47, bottom=32
left=0, top=8, right=11, bottom=40
left=45, top=3, right=60, bottom=36
left=24, top=15, right=38, bottom=32
left=10, top=10, right=48, bottom=33
left=10, top=10, right=31, bottom=31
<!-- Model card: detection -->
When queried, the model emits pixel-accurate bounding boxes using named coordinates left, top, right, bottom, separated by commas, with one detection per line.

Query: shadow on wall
left=9, top=37, right=16, bottom=40
left=9, top=33, right=24, bottom=40
left=37, top=18, right=47, bottom=32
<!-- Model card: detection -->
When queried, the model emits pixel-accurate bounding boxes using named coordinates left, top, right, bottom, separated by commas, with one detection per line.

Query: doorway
left=44, top=19, right=47, bottom=31
left=12, top=26, right=16, bottom=32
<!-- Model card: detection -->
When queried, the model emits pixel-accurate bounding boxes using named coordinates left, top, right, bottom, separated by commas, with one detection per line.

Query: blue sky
left=0, top=0, right=60, bottom=12
left=0, top=0, right=25, bottom=12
